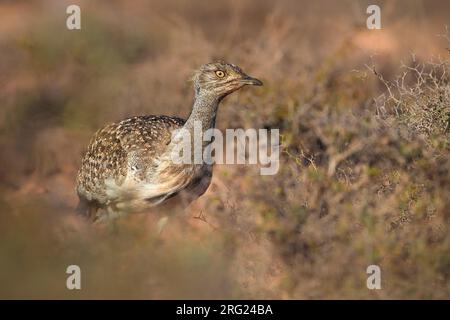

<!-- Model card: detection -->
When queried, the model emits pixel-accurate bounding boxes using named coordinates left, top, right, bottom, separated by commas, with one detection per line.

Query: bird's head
left=192, top=61, right=262, bottom=98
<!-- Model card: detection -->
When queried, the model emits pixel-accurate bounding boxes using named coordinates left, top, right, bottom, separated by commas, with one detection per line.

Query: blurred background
left=1, top=0, right=450, bottom=299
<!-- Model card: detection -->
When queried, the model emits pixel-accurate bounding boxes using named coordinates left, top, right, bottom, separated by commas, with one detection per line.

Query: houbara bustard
left=76, top=62, right=262, bottom=222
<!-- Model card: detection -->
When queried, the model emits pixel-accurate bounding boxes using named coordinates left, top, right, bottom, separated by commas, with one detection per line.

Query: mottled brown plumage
left=76, top=61, right=262, bottom=221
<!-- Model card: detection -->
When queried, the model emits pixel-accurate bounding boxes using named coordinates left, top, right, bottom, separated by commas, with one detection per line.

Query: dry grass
left=1, top=0, right=450, bottom=299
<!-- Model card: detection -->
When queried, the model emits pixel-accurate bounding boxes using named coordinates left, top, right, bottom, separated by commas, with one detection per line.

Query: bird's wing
left=76, top=122, right=129, bottom=204
left=76, top=115, right=185, bottom=205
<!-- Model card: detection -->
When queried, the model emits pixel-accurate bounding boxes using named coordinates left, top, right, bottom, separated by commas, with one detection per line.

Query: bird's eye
left=215, top=70, right=225, bottom=78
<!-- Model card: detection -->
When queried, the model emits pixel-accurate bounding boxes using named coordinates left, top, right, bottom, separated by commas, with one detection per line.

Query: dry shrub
left=371, top=57, right=450, bottom=147
left=245, top=54, right=450, bottom=298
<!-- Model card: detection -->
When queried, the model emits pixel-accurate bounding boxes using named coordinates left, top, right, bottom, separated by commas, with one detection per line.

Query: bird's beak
left=239, top=74, right=263, bottom=86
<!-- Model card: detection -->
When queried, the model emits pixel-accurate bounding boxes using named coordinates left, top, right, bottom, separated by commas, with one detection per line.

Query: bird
left=75, top=61, right=262, bottom=222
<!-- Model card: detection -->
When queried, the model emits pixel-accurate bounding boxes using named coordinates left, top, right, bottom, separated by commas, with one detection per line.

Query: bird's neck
left=184, top=92, right=221, bottom=134
left=164, top=91, right=222, bottom=165
left=171, top=91, right=221, bottom=163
